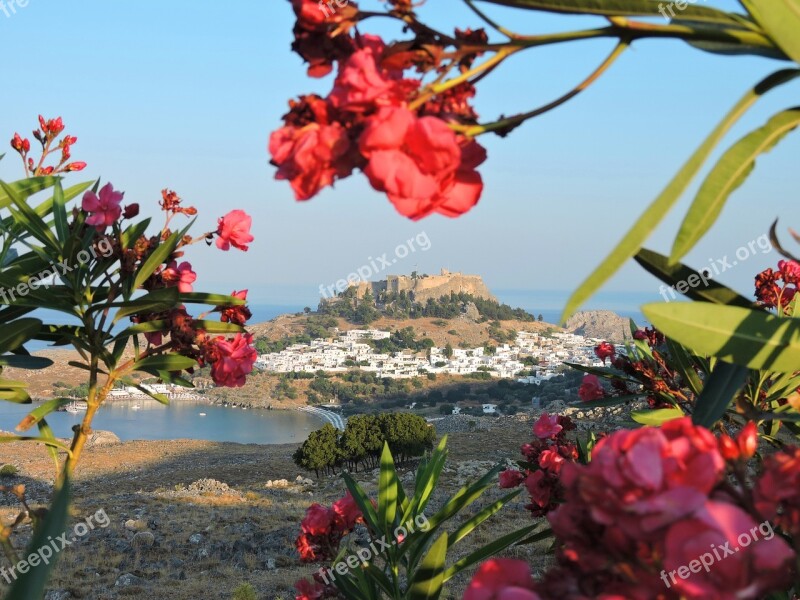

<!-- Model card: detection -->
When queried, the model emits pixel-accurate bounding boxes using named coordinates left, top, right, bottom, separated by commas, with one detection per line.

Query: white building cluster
left=255, top=328, right=604, bottom=381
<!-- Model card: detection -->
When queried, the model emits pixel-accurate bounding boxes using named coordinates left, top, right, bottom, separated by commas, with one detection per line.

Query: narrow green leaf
left=741, top=0, right=800, bottom=63
left=5, top=478, right=70, bottom=600
left=0, top=355, right=54, bottom=369
left=341, top=472, right=381, bottom=533
left=408, top=532, right=448, bottom=600
left=0, top=318, right=42, bottom=353
left=563, top=69, right=800, bottom=322
left=132, top=353, right=197, bottom=373
left=443, top=524, right=538, bottom=582
left=378, top=443, right=399, bottom=534
left=643, top=302, right=800, bottom=373
left=672, top=108, right=800, bottom=261
left=631, top=407, right=685, bottom=425
left=132, top=230, right=182, bottom=291
left=665, top=338, right=704, bottom=397
left=52, top=180, right=69, bottom=243
left=448, top=489, right=522, bottom=548
left=132, top=384, right=170, bottom=405
left=635, top=248, right=755, bottom=308
left=16, top=398, right=73, bottom=431
left=693, top=360, right=750, bottom=426
left=479, top=0, right=747, bottom=23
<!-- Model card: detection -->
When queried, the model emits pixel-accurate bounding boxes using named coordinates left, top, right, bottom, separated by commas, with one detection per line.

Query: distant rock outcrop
left=565, top=310, right=631, bottom=343
left=351, top=269, right=496, bottom=303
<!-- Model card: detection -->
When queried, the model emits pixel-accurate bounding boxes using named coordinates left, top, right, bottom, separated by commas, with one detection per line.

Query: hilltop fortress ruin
left=351, top=269, right=497, bottom=303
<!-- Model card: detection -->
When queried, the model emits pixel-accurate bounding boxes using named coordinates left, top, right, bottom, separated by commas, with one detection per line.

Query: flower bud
left=65, top=161, right=87, bottom=172
left=123, top=204, right=140, bottom=219
left=737, top=421, right=758, bottom=459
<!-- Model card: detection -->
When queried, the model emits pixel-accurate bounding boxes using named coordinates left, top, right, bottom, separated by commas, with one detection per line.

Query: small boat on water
left=199, top=412, right=207, bottom=417
left=64, top=401, right=88, bottom=414
left=131, top=404, right=141, bottom=410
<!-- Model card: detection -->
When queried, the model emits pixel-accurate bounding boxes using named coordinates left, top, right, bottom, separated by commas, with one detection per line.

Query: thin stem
left=456, top=40, right=629, bottom=137
left=462, top=0, right=519, bottom=39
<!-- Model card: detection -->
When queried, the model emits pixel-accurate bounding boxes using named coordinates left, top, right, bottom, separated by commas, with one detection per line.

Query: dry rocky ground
left=0, top=416, right=568, bottom=600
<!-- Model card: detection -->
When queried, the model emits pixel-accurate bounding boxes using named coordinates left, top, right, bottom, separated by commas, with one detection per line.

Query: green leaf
left=37, top=419, right=60, bottom=472
left=378, top=443, right=400, bottom=535
left=16, top=398, right=73, bottom=431
left=643, top=302, right=800, bottom=373
left=179, top=292, right=246, bottom=306
left=408, top=532, right=448, bottom=600
left=110, top=287, right=180, bottom=324
left=0, top=181, right=60, bottom=251
left=665, top=338, right=704, bottom=397
left=0, top=177, right=59, bottom=208
left=741, top=0, right=800, bottom=63
left=692, top=360, right=750, bottom=427
left=442, top=523, right=539, bottom=582
left=448, top=489, right=522, bottom=547
left=0, top=389, right=31, bottom=403
left=132, top=354, right=197, bottom=374
left=631, top=407, right=685, bottom=425
left=672, top=108, right=800, bottom=261
left=132, top=384, right=170, bottom=405
left=5, top=478, right=70, bottom=600
left=52, top=180, right=69, bottom=243
left=0, top=318, right=42, bottom=353
left=132, top=229, right=183, bottom=291
left=120, top=218, right=152, bottom=250
left=341, top=473, right=381, bottom=533
left=479, top=0, right=746, bottom=24
left=192, top=320, right=245, bottom=335
left=635, top=248, right=755, bottom=308
left=0, top=355, right=54, bottom=369
left=562, top=68, right=800, bottom=322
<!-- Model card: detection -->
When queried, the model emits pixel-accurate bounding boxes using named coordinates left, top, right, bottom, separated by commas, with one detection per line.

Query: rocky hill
left=565, top=310, right=631, bottom=343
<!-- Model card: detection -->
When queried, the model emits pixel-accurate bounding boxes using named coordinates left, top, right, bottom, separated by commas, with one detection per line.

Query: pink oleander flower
left=329, top=35, right=418, bottom=113
left=594, top=341, right=615, bottom=362
left=499, top=469, right=525, bottom=489
left=754, top=446, right=800, bottom=538
left=82, top=182, right=124, bottom=228
left=664, top=500, right=795, bottom=599
left=359, top=105, right=485, bottom=220
left=577, top=374, right=604, bottom=402
left=269, top=122, right=354, bottom=200
left=464, top=559, right=541, bottom=600
left=295, top=577, right=326, bottom=600
left=218, top=289, right=252, bottom=326
left=216, top=209, right=254, bottom=251
left=532, top=413, right=563, bottom=440
left=162, top=261, right=197, bottom=293
left=301, top=503, right=335, bottom=536
left=550, top=417, right=726, bottom=549
left=331, top=492, right=362, bottom=531
left=208, top=332, right=257, bottom=387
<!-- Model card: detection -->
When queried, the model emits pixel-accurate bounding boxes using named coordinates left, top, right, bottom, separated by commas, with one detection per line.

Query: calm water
left=0, top=399, right=323, bottom=444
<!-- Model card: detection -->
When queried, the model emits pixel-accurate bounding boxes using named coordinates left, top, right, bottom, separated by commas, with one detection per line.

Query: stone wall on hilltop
left=352, top=269, right=497, bottom=303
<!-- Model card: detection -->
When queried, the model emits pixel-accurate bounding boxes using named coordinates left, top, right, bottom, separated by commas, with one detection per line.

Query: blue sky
left=1, top=1, right=798, bottom=311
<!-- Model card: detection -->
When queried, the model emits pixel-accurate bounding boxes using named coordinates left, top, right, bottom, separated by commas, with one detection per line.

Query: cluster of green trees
left=319, top=289, right=536, bottom=323
left=367, top=326, right=435, bottom=354
left=293, top=413, right=436, bottom=476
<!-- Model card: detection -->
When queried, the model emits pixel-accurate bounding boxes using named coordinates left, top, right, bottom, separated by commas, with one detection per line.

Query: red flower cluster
left=594, top=341, right=615, bottom=363
left=589, top=330, right=691, bottom=409
left=577, top=374, right=605, bottom=402
left=273, top=7, right=487, bottom=220
left=499, top=413, right=578, bottom=517
left=10, top=115, right=86, bottom=177
left=295, top=492, right=364, bottom=563
left=464, top=559, right=541, bottom=600
left=755, top=260, right=799, bottom=313
left=533, top=418, right=796, bottom=599
left=755, top=446, right=800, bottom=539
